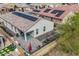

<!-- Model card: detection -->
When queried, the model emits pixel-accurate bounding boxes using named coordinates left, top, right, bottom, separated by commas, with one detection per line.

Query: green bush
left=57, top=13, right=79, bottom=55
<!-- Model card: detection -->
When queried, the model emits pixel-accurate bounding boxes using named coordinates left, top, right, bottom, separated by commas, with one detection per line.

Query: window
left=43, top=26, right=46, bottom=32
left=36, top=29, right=39, bottom=34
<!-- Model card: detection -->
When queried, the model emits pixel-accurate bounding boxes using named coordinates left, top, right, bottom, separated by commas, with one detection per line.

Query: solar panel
left=33, top=9, right=40, bottom=12
left=44, top=9, right=51, bottom=13
left=51, top=10, right=64, bottom=17
left=51, top=10, right=58, bottom=14
left=56, top=11, right=64, bottom=17
left=12, top=12, right=38, bottom=21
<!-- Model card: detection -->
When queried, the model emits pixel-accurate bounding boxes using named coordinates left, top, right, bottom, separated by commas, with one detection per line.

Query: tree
left=14, top=5, right=18, bottom=10
left=57, top=13, right=79, bottom=55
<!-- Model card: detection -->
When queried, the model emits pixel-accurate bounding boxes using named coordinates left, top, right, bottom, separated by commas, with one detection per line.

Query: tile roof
left=0, top=12, right=40, bottom=32
left=37, top=5, right=79, bottom=20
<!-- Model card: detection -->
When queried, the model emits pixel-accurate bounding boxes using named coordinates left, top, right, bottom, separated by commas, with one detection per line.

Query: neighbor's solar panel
left=44, top=9, right=51, bottom=13
left=51, top=10, right=64, bottom=17
left=12, top=12, right=38, bottom=21
left=33, top=9, right=40, bottom=12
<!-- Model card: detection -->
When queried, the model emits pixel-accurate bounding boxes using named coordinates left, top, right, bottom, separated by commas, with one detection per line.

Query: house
left=14, top=3, right=32, bottom=12
left=31, top=3, right=64, bottom=10
left=32, top=4, right=79, bottom=24
left=0, top=11, right=54, bottom=52
left=0, top=3, right=31, bottom=14
left=30, top=3, right=64, bottom=16
left=0, top=4, right=16, bottom=14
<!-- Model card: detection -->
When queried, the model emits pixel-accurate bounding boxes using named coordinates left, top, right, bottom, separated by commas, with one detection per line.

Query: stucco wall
left=62, top=11, right=75, bottom=24
left=26, top=19, right=54, bottom=38
left=0, top=18, right=20, bottom=35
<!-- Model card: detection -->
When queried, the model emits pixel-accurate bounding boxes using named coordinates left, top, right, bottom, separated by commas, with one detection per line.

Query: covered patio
left=16, top=30, right=34, bottom=41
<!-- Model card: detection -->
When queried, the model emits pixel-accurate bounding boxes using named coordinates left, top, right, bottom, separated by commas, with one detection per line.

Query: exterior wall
left=26, top=8, right=32, bottom=11
left=5, top=23, right=21, bottom=35
left=0, top=18, right=21, bottom=35
left=62, top=12, right=75, bottom=24
left=47, top=3, right=62, bottom=7
left=6, top=22, right=12, bottom=30
left=16, top=7, right=32, bottom=12
left=26, top=19, right=54, bottom=38
left=43, top=16, right=52, bottom=21
left=52, top=19, right=61, bottom=24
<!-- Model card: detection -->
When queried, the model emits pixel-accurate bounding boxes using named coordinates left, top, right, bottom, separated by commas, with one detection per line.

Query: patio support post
left=24, top=33, right=27, bottom=42
left=0, top=37, right=4, bottom=49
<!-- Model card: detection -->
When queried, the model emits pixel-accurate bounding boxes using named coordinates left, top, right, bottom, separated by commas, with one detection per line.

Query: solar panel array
left=33, top=9, right=40, bottom=12
left=44, top=9, right=51, bottom=13
left=12, top=12, right=38, bottom=21
left=51, top=10, right=64, bottom=17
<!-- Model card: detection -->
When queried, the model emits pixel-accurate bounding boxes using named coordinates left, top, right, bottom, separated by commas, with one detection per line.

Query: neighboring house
left=0, top=4, right=15, bottom=14
left=0, top=3, right=32, bottom=14
left=31, top=3, right=63, bottom=10
left=14, top=3, right=32, bottom=12
left=0, top=11, right=54, bottom=52
left=0, top=4, right=8, bottom=14
left=32, top=4, right=79, bottom=24
left=30, top=3, right=63, bottom=15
